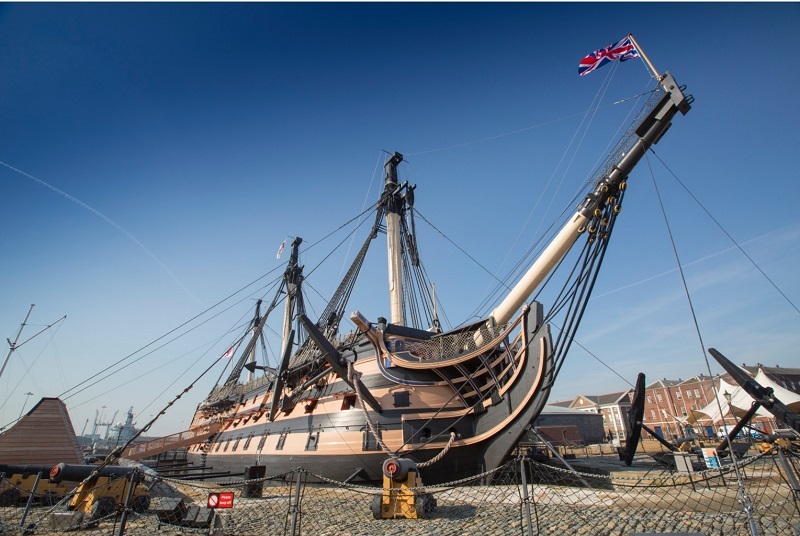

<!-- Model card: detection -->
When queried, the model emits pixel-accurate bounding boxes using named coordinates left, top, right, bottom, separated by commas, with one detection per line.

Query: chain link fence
left=2, top=447, right=799, bottom=535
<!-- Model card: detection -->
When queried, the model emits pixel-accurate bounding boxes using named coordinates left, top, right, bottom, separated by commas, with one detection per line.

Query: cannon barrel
left=49, top=463, right=139, bottom=483
left=382, top=458, right=417, bottom=481
left=0, top=464, right=54, bottom=477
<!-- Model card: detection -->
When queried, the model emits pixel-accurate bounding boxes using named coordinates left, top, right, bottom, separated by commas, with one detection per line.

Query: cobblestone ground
left=2, top=453, right=800, bottom=535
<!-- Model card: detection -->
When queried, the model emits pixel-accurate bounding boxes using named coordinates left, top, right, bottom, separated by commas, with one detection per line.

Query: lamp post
left=723, top=391, right=733, bottom=436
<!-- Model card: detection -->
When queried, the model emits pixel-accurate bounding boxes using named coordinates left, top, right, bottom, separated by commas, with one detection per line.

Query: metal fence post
left=19, top=470, right=42, bottom=530
left=519, top=456, right=534, bottom=536
left=289, top=469, right=304, bottom=536
left=776, top=447, right=800, bottom=501
left=115, top=468, right=138, bottom=536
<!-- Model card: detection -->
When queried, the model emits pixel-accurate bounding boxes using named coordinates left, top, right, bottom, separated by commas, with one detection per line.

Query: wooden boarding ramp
left=122, top=423, right=221, bottom=460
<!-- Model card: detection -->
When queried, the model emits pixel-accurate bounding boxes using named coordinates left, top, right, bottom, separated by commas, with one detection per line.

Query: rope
left=416, top=432, right=456, bottom=468
left=347, top=361, right=458, bottom=469
left=347, top=362, right=394, bottom=458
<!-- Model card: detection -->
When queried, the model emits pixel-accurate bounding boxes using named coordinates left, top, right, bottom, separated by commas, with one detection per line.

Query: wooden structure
left=0, top=397, right=84, bottom=465
left=122, top=422, right=221, bottom=461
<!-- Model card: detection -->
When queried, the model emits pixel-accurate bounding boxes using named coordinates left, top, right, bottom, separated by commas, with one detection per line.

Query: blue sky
left=1, top=3, right=798, bottom=436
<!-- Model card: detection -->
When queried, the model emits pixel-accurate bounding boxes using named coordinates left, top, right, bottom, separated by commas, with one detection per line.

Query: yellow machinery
left=0, top=464, right=71, bottom=506
left=49, top=463, right=151, bottom=523
left=370, top=458, right=436, bottom=519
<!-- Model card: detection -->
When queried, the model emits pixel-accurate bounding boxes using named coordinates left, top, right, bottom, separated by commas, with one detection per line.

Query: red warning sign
left=207, top=492, right=234, bottom=509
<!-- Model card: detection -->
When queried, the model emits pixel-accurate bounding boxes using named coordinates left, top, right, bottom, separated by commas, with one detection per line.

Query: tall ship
left=172, top=52, right=692, bottom=484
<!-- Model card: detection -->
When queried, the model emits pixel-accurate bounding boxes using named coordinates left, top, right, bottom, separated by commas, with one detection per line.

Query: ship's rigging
left=202, top=76, right=692, bottom=416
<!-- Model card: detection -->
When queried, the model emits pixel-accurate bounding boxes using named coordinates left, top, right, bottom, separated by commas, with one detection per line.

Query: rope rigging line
left=66, top=311, right=259, bottom=412
left=642, top=153, right=759, bottom=531
left=56, top=266, right=286, bottom=402
left=406, top=187, right=633, bottom=395
left=411, top=207, right=509, bottom=290
left=347, top=360, right=473, bottom=464
left=52, top=347, right=236, bottom=514
left=68, top=331, right=248, bottom=417
left=0, top=321, right=65, bottom=430
left=403, top=80, right=657, bottom=158
left=645, top=152, right=710, bottom=373
left=650, top=148, right=800, bottom=318
left=301, top=206, right=377, bottom=280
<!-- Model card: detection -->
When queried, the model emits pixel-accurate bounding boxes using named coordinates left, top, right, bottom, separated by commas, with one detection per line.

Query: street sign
left=207, top=492, right=234, bottom=509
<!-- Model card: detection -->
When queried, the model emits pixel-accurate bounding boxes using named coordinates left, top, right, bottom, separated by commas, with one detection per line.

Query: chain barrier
left=1, top=445, right=799, bottom=535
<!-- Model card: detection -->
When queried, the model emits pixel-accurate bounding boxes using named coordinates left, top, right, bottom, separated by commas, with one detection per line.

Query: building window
left=675, top=391, right=682, bottom=400
left=657, top=393, right=663, bottom=402
left=650, top=409, right=656, bottom=419
left=694, top=389, right=700, bottom=397
left=687, top=390, right=693, bottom=399
left=681, top=408, right=687, bottom=417
left=647, top=396, right=652, bottom=403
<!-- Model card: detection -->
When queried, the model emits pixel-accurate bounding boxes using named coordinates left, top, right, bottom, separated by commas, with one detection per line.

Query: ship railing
left=121, top=422, right=222, bottom=460
left=401, top=320, right=512, bottom=362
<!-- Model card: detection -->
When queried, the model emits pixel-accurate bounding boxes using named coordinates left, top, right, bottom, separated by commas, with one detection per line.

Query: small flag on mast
left=222, top=346, right=235, bottom=359
left=578, top=36, right=639, bottom=77
left=276, top=239, right=286, bottom=259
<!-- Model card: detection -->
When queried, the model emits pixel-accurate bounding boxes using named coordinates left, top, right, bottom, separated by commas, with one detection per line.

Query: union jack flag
left=578, top=36, right=639, bottom=77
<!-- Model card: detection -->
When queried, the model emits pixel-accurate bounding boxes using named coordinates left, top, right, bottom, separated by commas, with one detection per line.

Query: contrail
left=1, top=160, right=205, bottom=307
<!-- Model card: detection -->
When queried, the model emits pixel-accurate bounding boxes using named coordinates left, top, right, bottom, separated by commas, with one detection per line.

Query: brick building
left=641, top=365, right=800, bottom=439
left=643, top=375, right=716, bottom=440
left=552, top=363, right=800, bottom=444
left=552, top=390, right=633, bottom=441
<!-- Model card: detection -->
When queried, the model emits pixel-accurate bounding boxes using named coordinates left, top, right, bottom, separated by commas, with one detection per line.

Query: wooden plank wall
left=0, top=397, right=85, bottom=465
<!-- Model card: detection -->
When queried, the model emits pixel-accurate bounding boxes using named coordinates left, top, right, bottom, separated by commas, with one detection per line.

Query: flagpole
left=627, top=34, right=661, bottom=80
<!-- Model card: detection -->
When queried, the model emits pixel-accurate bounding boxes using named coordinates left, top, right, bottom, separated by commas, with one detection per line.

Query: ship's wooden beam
left=268, top=329, right=294, bottom=422
left=299, top=315, right=382, bottom=414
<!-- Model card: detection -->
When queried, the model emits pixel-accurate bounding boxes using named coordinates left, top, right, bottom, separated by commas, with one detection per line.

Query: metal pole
left=115, top=468, right=138, bottom=536
left=627, top=34, right=661, bottom=80
left=519, top=457, right=534, bottom=536
left=722, top=398, right=759, bottom=536
left=289, top=470, right=303, bottom=536
left=0, top=304, right=34, bottom=382
left=19, top=470, right=42, bottom=529
left=18, top=392, right=33, bottom=420
left=776, top=448, right=800, bottom=501
left=528, top=428, right=591, bottom=488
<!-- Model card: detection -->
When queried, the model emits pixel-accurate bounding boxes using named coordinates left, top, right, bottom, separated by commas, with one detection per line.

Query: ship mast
left=383, top=152, right=405, bottom=326
left=281, top=237, right=303, bottom=354
left=490, top=73, right=692, bottom=326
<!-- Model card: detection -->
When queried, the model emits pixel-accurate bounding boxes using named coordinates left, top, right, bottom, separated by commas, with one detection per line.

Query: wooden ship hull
left=187, top=304, right=553, bottom=483
left=160, top=45, right=693, bottom=485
